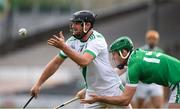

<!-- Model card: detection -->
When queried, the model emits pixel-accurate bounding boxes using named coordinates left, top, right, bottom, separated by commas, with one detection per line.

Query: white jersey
left=59, top=30, right=120, bottom=94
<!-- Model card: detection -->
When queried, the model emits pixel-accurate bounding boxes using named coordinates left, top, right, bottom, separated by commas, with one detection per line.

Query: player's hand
left=80, top=94, right=100, bottom=104
left=76, top=89, right=86, bottom=99
left=48, top=31, right=65, bottom=49
left=30, top=84, right=41, bottom=98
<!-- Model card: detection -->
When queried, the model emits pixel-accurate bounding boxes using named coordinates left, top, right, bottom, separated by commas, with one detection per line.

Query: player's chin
left=72, top=30, right=80, bottom=35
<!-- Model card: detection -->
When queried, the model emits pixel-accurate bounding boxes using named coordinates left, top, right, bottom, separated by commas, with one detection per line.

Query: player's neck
left=81, top=29, right=93, bottom=42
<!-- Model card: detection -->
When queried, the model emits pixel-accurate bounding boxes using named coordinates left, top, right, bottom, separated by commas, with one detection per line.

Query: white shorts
left=84, top=83, right=131, bottom=109
left=169, top=83, right=180, bottom=104
left=135, top=83, right=163, bottom=99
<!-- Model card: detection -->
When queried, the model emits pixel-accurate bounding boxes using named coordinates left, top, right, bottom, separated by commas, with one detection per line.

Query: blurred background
left=0, top=0, right=179, bottom=108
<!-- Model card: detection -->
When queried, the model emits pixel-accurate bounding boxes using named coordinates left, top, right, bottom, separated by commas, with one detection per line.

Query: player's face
left=71, top=22, right=83, bottom=36
left=147, top=37, right=158, bottom=48
left=112, top=51, right=123, bottom=65
left=146, top=33, right=159, bottom=49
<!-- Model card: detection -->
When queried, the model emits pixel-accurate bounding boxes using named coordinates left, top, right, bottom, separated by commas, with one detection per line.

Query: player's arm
left=98, top=85, right=136, bottom=106
left=48, top=31, right=94, bottom=67
left=31, top=55, right=65, bottom=97
left=81, top=85, right=136, bottom=106
left=61, top=46, right=94, bottom=67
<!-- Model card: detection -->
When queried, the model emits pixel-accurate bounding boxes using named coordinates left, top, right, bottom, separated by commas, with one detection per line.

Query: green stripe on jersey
left=84, top=49, right=96, bottom=58
left=119, top=84, right=125, bottom=91
left=82, top=67, right=88, bottom=88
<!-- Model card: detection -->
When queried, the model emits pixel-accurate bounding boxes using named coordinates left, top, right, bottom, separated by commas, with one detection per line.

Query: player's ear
left=85, top=22, right=91, bottom=29
left=119, top=49, right=130, bottom=59
left=122, top=49, right=128, bottom=55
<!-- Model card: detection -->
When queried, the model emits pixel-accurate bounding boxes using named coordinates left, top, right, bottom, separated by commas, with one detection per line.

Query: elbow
left=108, top=96, right=131, bottom=106
left=118, top=97, right=131, bottom=106
left=122, top=98, right=131, bottom=106
left=122, top=100, right=131, bottom=106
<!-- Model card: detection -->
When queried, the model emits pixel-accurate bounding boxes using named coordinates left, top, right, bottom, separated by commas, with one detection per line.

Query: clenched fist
left=76, top=89, right=86, bottom=99
left=30, top=84, right=41, bottom=98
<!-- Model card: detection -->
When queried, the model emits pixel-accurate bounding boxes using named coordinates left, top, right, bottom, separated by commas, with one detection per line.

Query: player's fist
left=76, top=89, right=86, bottom=99
left=30, top=84, right=41, bottom=98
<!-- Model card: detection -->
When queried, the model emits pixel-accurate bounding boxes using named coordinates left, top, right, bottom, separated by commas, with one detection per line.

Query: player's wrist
left=61, top=43, right=68, bottom=51
left=94, top=95, right=103, bottom=102
left=35, top=81, right=42, bottom=88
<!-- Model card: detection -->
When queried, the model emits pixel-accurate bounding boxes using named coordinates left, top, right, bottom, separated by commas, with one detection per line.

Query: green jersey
left=126, top=49, right=180, bottom=87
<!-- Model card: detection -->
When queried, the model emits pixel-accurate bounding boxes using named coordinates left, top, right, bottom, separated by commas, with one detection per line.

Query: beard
left=71, top=28, right=86, bottom=40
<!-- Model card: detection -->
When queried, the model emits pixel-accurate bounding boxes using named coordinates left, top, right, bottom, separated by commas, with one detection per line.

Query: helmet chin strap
left=116, top=64, right=125, bottom=70
left=119, top=51, right=130, bottom=59
left=83, top=22, right=88, bottom=33
left=116, top=51, right=130, bottom=70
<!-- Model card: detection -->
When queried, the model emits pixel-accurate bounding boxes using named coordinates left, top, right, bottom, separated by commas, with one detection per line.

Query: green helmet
left=110, top=36, right=134, bottom=52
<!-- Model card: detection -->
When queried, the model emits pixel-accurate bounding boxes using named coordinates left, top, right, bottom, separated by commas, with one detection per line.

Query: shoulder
left=89, top=30, right=105, bottom=41
left=128, top=49, right=144, bottom=65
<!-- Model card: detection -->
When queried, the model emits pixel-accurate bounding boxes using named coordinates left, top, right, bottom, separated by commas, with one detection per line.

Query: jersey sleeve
left=58, top=37, right=75, bottom=59
left=126, top=55, right=141, bottom=87
left=83, top=37, right=107, bottom=58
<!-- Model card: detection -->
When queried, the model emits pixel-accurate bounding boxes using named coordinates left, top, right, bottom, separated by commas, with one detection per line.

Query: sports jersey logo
left=143, top=57, right=160, bottom=64
left=143, top=51, right=161, bottom=64
left=78, top=44, right=87, bottom=52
